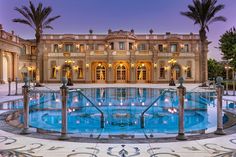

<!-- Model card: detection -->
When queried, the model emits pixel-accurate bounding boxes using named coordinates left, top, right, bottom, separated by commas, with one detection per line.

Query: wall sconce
left=131, top=63, right=135, bottom=68
left=164, top=66, right=169, bottom=71
left=86, top=63, right=89, bottom=68
left=76, top=44, right=80, bottom=49
left=183, top=66, right=189, bottom=72
left=108, top=63, right=112, bottom=68
left=28, top=66, right=33, bottom=71
left=58, top=44, right=63, bottom=49
left=154, top=63, right=157, bottom=68
left=55, top=66, right=61, bottom=71
left=73, top=65, right=79, bottom=71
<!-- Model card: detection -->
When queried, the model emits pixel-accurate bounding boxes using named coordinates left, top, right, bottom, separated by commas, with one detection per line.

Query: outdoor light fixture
left=154, top=63, right=157, bottom=68
left=73, top=65, right=79, bottom=71
left=108, top=63, right=112, bottom=68
left=86, top=63, right=89, bottom=68
left=131, top=63, right=135, bottom=68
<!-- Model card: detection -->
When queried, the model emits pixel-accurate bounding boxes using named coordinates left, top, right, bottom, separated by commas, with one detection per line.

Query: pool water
left=26, top=88, right=223, bottom=135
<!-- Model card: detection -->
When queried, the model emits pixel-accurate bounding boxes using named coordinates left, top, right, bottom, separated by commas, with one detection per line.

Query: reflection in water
left=25, top=88, right=219, bottom=135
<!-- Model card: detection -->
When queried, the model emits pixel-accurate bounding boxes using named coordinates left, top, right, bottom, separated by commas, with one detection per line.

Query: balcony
left=0, top=30, right=20, bottom=44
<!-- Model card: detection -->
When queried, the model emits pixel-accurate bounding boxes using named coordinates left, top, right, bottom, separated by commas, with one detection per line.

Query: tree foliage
left=208, top=59, right=225, bottom=80
left=219, top=27, right=236, bottom=69
left=181, top=0, right=226, bottom=83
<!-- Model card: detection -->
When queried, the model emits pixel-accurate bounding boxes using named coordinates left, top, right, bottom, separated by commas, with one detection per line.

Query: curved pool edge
left=1, top=110, right=236, bottom=144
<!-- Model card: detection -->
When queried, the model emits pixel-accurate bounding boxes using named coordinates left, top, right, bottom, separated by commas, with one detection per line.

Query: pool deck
left=0, top=83, right=236, bottom=157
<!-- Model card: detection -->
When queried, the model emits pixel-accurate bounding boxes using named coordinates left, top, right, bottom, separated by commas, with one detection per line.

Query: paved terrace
left=0, top=83, right=236, bottom=157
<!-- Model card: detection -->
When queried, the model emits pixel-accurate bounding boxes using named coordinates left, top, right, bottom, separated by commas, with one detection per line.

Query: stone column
left=59, top=77, right=69, bottom=140
left=176, top=77, right=187, bottom=140
left=214, top=77, right=226, bottom=135
left=0, top=50, right=3, bottom=83
left=13, top=53, right=18, bottom=79
left=8, top=78, right=11, bottom=96
left=20, top=77, right=31, bottom=134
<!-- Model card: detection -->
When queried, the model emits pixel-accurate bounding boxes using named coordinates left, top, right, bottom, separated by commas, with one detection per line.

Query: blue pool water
left=25, top=88, right=223, bottom=135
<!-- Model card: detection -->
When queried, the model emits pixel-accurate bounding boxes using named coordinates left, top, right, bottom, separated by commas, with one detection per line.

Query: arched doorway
left=96, top=64, right=106, bottom=83
left=137, top=64, right=147, bottom=83
left=62, top=64, right=73, bottom=79
left=171, top=64, right=181, bottom=81
left=2, top=56, right=8, bottom=83
left=116, top=64, right=127, bottom=83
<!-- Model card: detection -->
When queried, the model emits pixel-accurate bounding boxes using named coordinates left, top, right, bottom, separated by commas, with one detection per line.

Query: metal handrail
left=70, top=89, right=105, bottom=128
left=140, top=88, right=175, bottom=128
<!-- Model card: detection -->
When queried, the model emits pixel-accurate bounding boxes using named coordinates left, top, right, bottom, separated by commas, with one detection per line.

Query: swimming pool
left=25, top=88, right=223, bottom=136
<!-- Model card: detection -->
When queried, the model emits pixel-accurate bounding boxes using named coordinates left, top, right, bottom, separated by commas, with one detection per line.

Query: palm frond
left=209, top=16, right=227, bottom=24
left=12, top=18, right=33, bottom=28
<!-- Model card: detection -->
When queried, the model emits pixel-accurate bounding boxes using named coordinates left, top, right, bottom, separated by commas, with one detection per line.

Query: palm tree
left=13, top=1, right=60, bottom=86
left=181, top=0, right=226, bottom=85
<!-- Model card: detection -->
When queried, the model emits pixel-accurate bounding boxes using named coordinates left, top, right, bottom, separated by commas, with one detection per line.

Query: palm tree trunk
left=199, top=29, right=208, bottom=86
left=35, top=31, right=42, bottom=87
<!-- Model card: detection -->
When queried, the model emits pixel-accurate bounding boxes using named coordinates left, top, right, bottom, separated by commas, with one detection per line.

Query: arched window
left=96, top=64, right=106, bottom=80
left=187, top=67, right=192, bottom=78
left=51, top=61, right=57, bottom=79
left=137, top=64, right=147, bottom=80
left=160, top=67, right=165, bottom=78
left=117, top=64, right=126, bottom=81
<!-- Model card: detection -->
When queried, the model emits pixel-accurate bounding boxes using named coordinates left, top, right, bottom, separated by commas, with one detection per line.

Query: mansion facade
left=0, top=25, right=208, bottom=84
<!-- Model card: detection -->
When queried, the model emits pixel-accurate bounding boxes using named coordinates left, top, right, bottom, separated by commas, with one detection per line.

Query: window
left=183, top=44, right=189, bottom=52
left=117, top=64, right=126, bottom=81
left=96, top=65, right=106, bottom=80
left=110, top=42, right=114, bottom=50
left=21, top=45, right=26, bottom=55
left=88, top=44, right=94, bottom=50
left=64, top=44, right=73, bottom=52
left=137, top=65, right=147, bottom=80
left=171, top=44, right=177, bottom=53
left=50, top=61, right=57, bottom=79
left=79, top=44, right=85, bottom=52
left=158, top=44, right=163, bottom=52
left=186, top=61, right=192, bottom=78
left=160, top=67, right=165, bottom=78
left=138, top=43, right=146, bottom=51
left=77, top=61, right=83, bottom=79
left=129, top=43, right=133, bottom=50
left=187, top=67, right=192, bottom=78
left=53, top=44, right=59, bottom=53
left=119, top=42, right=125, bottom=50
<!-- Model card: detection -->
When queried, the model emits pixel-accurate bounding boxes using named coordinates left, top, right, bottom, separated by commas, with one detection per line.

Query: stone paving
left=0, top=83, right=236, bottom=157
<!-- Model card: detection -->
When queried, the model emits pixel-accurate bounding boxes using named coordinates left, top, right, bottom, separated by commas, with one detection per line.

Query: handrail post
left=15, top=77, right=18, bottom=95
left=176, top=77, right=187, bottom=140
left=141, top=115, right=144, bottom=128
left=20, top=77, right=31, bottom=134
left=233, top=70, right=235, bottom=96
left=8, top=78, right=11, bottom=96
left=101, top=113, right=105, bottom=128
left=59, top=77, right=70, bottom=140
left=214, top=77, right=226, bottom=135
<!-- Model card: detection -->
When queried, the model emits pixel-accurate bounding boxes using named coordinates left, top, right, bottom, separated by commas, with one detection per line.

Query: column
left=214, top=76, right=226, bottom=135
left=59, top=77, right=69, bottom=140
left=20, top=77, right=31, bottom=134
left=0, top=50, right=3, bottom=83
left=176, top=77, right=187, bottom=140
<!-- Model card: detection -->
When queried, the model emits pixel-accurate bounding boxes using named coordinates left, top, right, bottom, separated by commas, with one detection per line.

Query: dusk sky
left=0, top=0, right=235, bottom=60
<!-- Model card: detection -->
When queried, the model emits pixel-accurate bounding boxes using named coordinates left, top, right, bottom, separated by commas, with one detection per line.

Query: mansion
left=0, top=25, right=208, bottom=84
